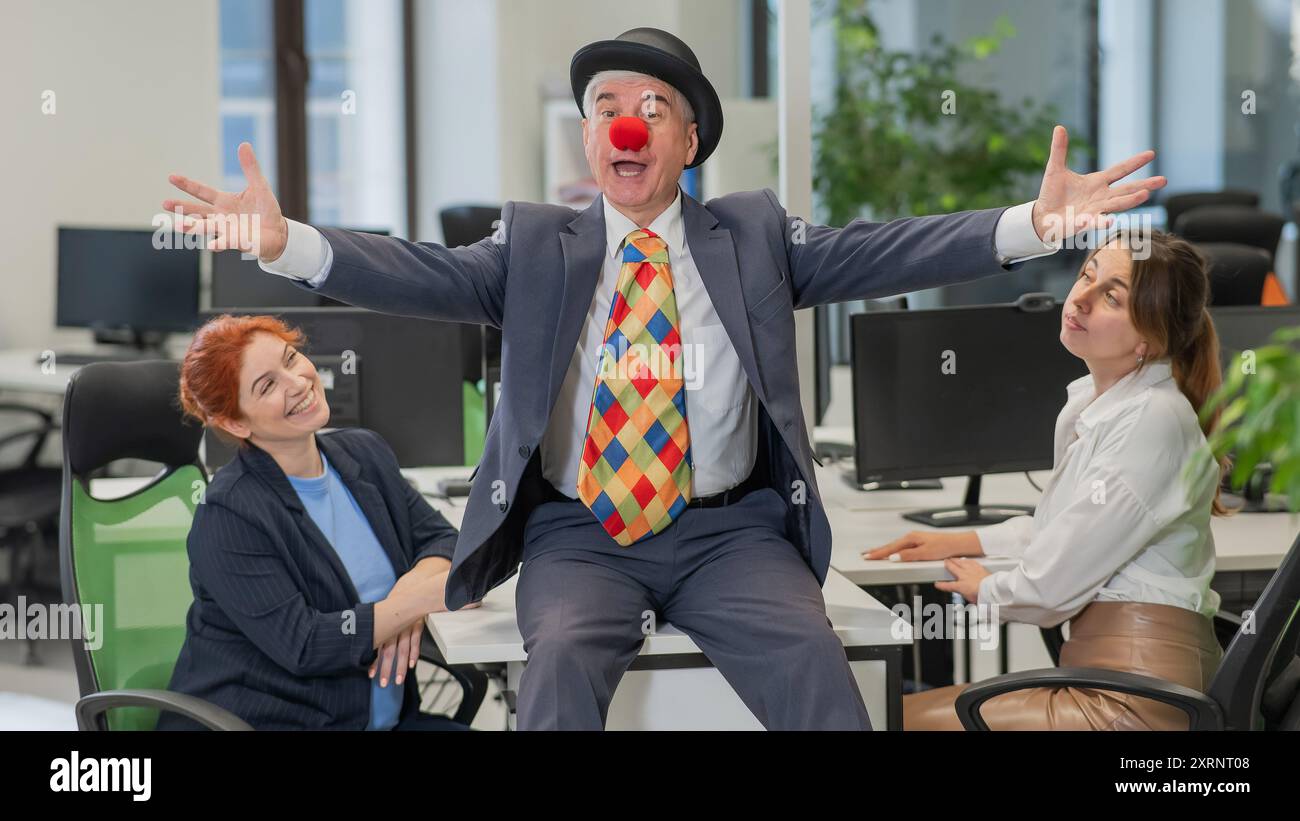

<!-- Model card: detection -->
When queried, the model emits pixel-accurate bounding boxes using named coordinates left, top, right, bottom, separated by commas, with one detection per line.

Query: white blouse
left=975, top=359, right=1222, bottom=627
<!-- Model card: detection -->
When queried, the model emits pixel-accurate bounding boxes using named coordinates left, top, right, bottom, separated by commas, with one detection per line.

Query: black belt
left=543, top=472, right=766, bottom=509
left=684, top=472, right=764, bottom=508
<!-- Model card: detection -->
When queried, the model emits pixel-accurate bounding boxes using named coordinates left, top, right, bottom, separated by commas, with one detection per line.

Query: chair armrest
left=419, top=629, right=489, bottom=726
left=76, top=689, right=253, bottom=731
left=0, top=402, right=58, bottom=468
left=954, top=667, right=1224, bottom=731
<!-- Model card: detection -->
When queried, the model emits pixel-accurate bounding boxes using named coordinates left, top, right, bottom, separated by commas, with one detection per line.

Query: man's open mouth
left=614, top=161, right=647, bottom=178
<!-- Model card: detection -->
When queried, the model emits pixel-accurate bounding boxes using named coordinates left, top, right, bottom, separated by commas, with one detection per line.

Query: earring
left=1137, top=354, right=1145, bottom=365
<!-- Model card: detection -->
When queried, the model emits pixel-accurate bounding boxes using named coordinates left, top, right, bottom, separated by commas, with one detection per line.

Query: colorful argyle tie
left=577, top=228, right=692, bottom=546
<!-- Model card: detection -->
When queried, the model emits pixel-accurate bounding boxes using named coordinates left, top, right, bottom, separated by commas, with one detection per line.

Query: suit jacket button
left=498, top=501, right=508, bottom=512
left=518, top=444, right=530, bottom=458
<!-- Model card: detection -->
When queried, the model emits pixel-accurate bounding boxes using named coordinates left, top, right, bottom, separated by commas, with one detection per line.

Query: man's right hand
left=163, top=142, right=289, bottom=263
left=863, top=530, right=984, bottom=562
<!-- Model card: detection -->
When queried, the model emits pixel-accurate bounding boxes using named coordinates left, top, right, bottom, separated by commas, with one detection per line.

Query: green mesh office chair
left=59, top=360, right=250, bottom=731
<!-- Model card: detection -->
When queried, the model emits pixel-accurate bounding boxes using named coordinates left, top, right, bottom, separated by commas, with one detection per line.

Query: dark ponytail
left=1174, top=308, right=1234, bottom=516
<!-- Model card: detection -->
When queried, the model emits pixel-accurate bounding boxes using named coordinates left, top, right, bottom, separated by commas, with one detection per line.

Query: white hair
left=582, top=69, right=695, bottom=128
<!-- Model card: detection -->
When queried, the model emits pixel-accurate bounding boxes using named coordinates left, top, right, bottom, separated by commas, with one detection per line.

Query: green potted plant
left=813, top=1, right=1081, bottom=225
left=1203, top=327, right=1300, bottom=513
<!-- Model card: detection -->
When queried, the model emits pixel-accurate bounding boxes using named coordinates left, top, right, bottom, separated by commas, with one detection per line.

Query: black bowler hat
left=570, top=27, right=723, bottom=169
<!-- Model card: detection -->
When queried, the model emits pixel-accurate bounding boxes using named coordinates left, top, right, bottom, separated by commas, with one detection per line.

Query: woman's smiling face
left=1060, top=244, right=1150, bottom=366
left=215, top=331, right=330, bottom=444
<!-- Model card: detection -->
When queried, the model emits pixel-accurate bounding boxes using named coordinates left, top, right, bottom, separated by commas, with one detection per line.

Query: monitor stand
left=901, top=474, right=1034, bottom=528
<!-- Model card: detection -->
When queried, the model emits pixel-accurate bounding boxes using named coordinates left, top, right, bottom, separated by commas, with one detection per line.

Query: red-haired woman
left=160, top=314, right=474, bottom=730
left=868, top=230, right=1231, bottom=730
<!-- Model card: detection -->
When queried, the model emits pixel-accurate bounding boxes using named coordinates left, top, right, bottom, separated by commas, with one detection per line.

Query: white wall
left=493, top=0, right=744, bottom=203
left=0, top=0, right=221, bottom=351
left=1156, top=0, right=1227, bottom=192
left=414, top=0, right=501, bottom=243
left=413, top=0, right=747, bottom=239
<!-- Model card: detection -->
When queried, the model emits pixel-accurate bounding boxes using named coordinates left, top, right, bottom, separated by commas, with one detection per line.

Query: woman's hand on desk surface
left=164, top=142, right=290, bottom=263
left=935, top=558, right=990, bottom=604
left=863, top=530, right=984, bottom=562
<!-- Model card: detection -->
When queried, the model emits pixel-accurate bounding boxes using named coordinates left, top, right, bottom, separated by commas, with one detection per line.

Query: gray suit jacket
left=315, top=189, right=1021, bottom=609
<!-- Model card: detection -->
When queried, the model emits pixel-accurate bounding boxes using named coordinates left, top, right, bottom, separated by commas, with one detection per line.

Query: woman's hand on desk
left=863, top=530, right=984, bottom=562
left=935, top=558, right=990, bottom=604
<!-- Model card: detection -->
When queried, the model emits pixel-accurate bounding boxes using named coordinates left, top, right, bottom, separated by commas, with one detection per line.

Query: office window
left=218, top=0, right=409, bottom=235
left=219, top=0, right=277, bottom=195
left=304, top=0, right=406, bottom=232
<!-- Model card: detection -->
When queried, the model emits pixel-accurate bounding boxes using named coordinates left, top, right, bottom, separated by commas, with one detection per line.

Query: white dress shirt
left=974, top=359, right=1222, bottom=627
left=260, top=192, right=1056, bottom=498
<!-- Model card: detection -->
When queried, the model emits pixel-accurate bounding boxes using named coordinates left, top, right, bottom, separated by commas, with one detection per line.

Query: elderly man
left=166, top=27, right=1164, bottom=730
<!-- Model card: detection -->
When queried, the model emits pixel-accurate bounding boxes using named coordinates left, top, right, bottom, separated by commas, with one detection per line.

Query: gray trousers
left=514, top=486, right=872, bottom=730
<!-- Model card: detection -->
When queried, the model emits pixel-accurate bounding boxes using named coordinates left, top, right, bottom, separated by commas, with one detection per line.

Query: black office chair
left=0, top=403, right=62, bottom=663
left=963, top=529, right=1300, bottom=730
left=1195, top=242, right=1273, bottom=306
left=1163, top=190, right=1259, bottom=235
left=439, top=205, right=503, bottom=249
left=1173, top=206, right=1286, bottom=265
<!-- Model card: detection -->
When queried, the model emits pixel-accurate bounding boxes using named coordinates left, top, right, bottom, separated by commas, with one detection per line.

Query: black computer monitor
left=57, top=227, right=201, bottom=343
left=200, top=306, right=466, bottom=468
left=208, top=227, right=388, bottom=310
left=1210, top=305, right=1300, bottom=374
left=850, top=293, right=1088, bottom=526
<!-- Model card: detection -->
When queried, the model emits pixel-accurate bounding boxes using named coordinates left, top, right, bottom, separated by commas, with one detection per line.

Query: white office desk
left=813, top=461, right=1299, bottom=584
left=0, top=348, right=75, bottom=394
left=403, top=467, right=910, bottom=730
left=0, top=347, right=188, bottom=396
left=425, top=567, right=907, bottom=730
left=93, top=468, right=909, bottom=730
left=813, top=458, right=1299, bottom=685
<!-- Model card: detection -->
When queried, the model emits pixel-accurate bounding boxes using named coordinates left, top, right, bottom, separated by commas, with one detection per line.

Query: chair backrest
left=1163, top=190, right=1259, bottom=234
left=439, top=204, right=502, bottom=249
left=1194, top=242, right=1273, bottom=307
left=1174, top=206, right=1285, bottom=263
left=1207, top=529, right=1300, bottom=729
left=58, top=360, right=206, bottom=730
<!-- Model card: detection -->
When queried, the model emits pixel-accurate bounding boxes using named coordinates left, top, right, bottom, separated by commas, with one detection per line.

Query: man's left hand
left=1031, top=125, right=1166, bottom=244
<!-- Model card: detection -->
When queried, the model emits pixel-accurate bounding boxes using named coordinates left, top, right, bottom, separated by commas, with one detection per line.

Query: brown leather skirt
left=903, top=601, right=1222, bottom=730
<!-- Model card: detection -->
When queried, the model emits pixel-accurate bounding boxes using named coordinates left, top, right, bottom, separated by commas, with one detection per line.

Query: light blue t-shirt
left=288, top=451, right=403, bottom=731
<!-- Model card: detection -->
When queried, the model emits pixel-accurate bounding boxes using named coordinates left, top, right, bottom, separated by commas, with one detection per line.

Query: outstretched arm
left=165, top=143, right=507, bottom=328
left=781, top=125, right=1166, bottom=309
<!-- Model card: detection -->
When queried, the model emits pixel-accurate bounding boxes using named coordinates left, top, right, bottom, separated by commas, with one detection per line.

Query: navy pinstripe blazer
left=159, top=428, right=458, bottom=730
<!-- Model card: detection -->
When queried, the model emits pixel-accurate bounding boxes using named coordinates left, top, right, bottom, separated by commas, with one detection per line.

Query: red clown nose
left=609, top=116, right=649, bottom=152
